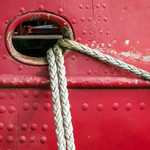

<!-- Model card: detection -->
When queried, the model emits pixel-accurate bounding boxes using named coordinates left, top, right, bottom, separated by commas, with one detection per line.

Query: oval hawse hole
left=12, top=20, right=63, bottom=57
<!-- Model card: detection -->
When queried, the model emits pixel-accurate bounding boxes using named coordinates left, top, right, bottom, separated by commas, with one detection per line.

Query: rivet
left=85, top=57, right=89, bottom=61
left=19, top=136, right=26, bottom=143
left=21, top=124, right=28, bottom=130
left=77, top=37, right=81, bottom=42
left=106, top=31, right=110, bottom=35
left=72, top=19, right=76, bottom=24
left=29, top=136, right=36, bottom=143
left=104, top=17, right=108, bottom=22
left=32, top=103, right=40, bottom=110
left=107, top=44, right=111, bottom=48
left=0, top=135, right=3, bottom=141
left=71, top=55, right=76, bottom=60
left=89, top=31, right=93, bottom=35
left=139, top=102, right=146, bottom=110
left=44, top=90, right=51, bottom=98
left=81, top=17, right=85, bottom=22
left=82, top=30, right=87, bottom=35
left=101, top=43, right=105, bottom=47
left=6, top=136, right=14, bottom=143
left=9, top=92, right=16, bottom=100
left=30, top=124, right=37, bottom=131
left=97, top=104, right=103, bottom=111
left=103, top=3, right=106, bottom=8
left=99, top=30, right=103, bottom=34
left=39, top=5, right=44, bottom=11
left=94, top=70, right=98, bottom=75
left=86, top=5, right=90, bottom=9
left=57, top=8, right=63, bottom=14
left=22, top=103, right=29, bottom=111
left=7, top=124, right=14, bottom=131
left=5, top=20, right=9, bottom=25
left=42, top=124, right=48, bottom=131
left=22, top=90, right=30, bottom=98
left=96, top=4, right=100, bottom=8
left=2, top=54, right=7, bottom=59
left=8, top=106, right=16, bottom=114
left=110, top=69, right=115, bottom=74
left=36, top=69, right=42, bottom=75
left=112, top=103, right=119, bottom=111
left=87, top=70, right=92, bottom=75
left=17, top=65, right=23, bottom=71
left=0, top=36, right=2, bottom=40
left=0, top=123, right=4, bottom=130
left=98, top=16, right=101, bottom=21
left=33, top=90, right=40, bottom=98
left=19, top=7, right=25, bottom=13
left=43, top=103, right=51, bottom=111
left=79, top=4, right=83, bottom=9
left=125, top=103, right=132, bottom=111
left=0, top=105, right=6, bottom=113
left=104, top=69, right=108, bottom=74
left=88, top=17, right=92, bottom=22
left=40, top=136, right=47, bottom=144
left=82, top=103, right=89, bottom=111
left=0, top=92, right=6, bottom=99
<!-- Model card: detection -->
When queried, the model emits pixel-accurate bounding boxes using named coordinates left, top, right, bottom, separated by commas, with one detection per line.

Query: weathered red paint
left=0, top=75, right=150, bottom=88
left=87, top=40, right=150, bottom=63
left=1, top=0, right=150, bottom=150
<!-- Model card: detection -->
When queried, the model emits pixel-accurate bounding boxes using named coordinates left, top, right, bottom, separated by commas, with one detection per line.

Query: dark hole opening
left=12, top=20, right=63, bottom=57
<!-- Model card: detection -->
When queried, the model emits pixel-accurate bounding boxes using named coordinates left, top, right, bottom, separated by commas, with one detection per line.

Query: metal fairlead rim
left=5, top=12, right=74, bottom=65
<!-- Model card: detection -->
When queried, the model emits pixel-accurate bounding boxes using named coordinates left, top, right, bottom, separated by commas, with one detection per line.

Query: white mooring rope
left=47, top=38, right=150, bottom=150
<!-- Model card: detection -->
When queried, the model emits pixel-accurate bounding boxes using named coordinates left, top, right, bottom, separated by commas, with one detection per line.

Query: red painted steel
left=0, top=0, right=150, bottom=150
left=6, top=12, right=73, bottom=65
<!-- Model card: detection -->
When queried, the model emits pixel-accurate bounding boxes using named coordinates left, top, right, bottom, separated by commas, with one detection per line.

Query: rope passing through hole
left=47, top=38, right=150, bottom=150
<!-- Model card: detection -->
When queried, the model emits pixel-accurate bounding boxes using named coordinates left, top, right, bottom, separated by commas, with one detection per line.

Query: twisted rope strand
left=47, top=49, right=66, bottom=150
left=58, top=39, right=150, bottom=81
left=47, top=38, right=150, bottom=150
left=53, top=45, right=75, bottom=150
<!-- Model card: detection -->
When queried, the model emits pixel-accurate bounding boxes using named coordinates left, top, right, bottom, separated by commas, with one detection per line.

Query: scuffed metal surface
left=67, top=76, right=150, bottom=88
left=1, top=75, right=150, bottom=88
left=87, top=40, right=150, bottom=63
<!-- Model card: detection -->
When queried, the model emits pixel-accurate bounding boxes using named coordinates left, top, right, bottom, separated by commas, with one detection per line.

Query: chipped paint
left=0, top=75, right=149, bottom=88
left=47, top=14, right=50, bottom=20
left=86, top=40, right=150, bottom=63
left=125, top=40, right=129, bottom=45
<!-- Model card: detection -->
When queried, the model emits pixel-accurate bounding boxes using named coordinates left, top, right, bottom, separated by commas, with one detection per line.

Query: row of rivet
left=82, top=102, right=146, bottom=111
left=0, top=103, right=51, bottom=113
left=0, top=102, right=146, bottom=113
left=3, top=3, right=107, bottom=26
left=0, top=135, right=47, bottom=144
left=22, top=102, right=51, bottom=111
left=0, top=123, right=48, bottom=131
left=0, top=90, right=51, bottom=100
left=79, top=3, right=106, bottom=9
left=0, top=105, right=16, bottom=114
left=72, top=16, right=108, bottom=24
left=22, top=90, right=51, bottom=98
